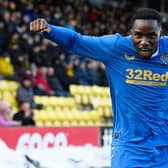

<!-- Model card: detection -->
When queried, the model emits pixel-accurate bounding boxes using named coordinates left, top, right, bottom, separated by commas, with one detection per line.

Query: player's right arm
left=30, top=18, right=120, bottom=63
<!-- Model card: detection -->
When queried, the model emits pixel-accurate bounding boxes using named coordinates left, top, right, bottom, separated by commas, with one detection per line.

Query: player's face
left=131, top=19, right=161, bottom=59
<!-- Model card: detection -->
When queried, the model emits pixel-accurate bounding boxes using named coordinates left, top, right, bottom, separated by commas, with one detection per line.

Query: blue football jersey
left=44, top=25, right=168, bottom=147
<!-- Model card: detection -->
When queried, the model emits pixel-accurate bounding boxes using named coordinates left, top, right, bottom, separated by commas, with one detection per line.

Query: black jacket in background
left=13, top=111, right=35, bottom=126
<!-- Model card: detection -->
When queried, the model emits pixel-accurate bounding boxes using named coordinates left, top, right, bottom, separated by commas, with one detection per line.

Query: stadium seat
left=44, top=120, right=54, bottom=127
left=0, top=57, right=14, bottom=76
left=36, top=121, right=45, bottom=127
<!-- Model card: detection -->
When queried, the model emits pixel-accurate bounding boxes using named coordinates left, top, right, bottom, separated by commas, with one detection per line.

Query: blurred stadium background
left=0, top=0, right=168, bottom=167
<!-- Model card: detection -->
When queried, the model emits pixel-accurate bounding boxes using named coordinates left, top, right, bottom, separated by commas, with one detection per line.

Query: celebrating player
left=30, top=8, right=168, bottom=168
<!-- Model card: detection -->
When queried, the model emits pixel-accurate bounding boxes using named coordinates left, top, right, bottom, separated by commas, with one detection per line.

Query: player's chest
left=109, top=53, right=168, bottom=88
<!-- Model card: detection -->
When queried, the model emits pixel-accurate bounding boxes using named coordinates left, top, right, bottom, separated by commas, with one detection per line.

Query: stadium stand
left=1, top=0, right=167, bottom=127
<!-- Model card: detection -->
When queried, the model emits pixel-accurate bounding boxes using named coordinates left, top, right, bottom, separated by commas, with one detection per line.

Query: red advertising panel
left=0, top=127, right=100, bottom=150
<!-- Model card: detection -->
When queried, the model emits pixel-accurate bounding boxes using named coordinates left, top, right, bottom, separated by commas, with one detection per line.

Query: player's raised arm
left=29, top=18, right=118, bottom=63
left=30, top=18, right=51, bottom=33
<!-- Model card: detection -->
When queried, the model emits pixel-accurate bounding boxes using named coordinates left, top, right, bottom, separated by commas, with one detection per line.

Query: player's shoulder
left=99, top=33, right=130, bottom=46
left=160, top=35, right=168, bottom=43
left=159, top=36, right=168, bottom=49
left=101, top=33, right=127, bottom=40
left=99, top=33, right=121, bottom=40
left=112, top=34, right=133, bottom=47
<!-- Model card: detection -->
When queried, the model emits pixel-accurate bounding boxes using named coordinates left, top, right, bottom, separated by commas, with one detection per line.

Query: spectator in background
left=87, top=61, right=102, bottom=85
left=13, top=101, right=35, bottom=126
left=16, top=71, right=35, bottom=108
left=33, top=67, right=55, bottom=96
left=97, top=63, right=108, bottom=86
left=54, top=52, right=78, bottom=92
left=29, top=43, right=42, bottom=67
left=74, top=59, right=91, bottom=85
left=0, top=99, right=21, bottom=127
left=0, top=21, right=9, bottom=52
left=46, top=66, right=70, bottom=96
left=8, top=32, right=27, bottom=81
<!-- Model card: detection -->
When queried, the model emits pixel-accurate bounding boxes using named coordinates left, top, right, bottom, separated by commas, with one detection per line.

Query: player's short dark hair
left=130, top=8, right=162, bottom=28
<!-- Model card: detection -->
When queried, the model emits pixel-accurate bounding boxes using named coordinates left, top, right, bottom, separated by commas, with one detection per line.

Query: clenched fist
left=30, top=18, right=51, bottom=33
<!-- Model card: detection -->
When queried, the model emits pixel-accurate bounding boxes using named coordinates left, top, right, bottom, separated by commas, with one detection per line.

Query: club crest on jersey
left=160, top=53, right=168, bottom=63
left=124, top=53, right=135, bottom=61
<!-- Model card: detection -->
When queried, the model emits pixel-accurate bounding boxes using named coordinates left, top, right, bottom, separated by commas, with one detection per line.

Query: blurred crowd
left=0, top=0, right=138, bottom=95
